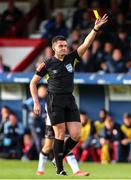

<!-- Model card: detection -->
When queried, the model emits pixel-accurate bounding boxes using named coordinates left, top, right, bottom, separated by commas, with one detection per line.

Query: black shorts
left=47, top=93, right=80, bottom=125
left=45, top=125, right=54, bottom=139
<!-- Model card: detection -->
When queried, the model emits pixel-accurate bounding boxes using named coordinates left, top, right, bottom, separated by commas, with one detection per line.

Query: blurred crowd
left=0, top=85, right=47, bottom=160
left=73, top=110, right=131, bottom=163
left=38, top=0, right=131, bottom=73
left=0, top=0, right=130, bottom=73
left=0, top=0, right=23, bottom=36
left=0, top=85, right=131, bottom=163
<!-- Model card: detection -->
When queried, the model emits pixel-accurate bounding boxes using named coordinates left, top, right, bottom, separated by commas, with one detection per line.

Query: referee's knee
left=70, top=132, right=80, bottom=142
left=42, top=145, right=52, bottom=154
left=54, top=131, right=65, bottom=140
left=53, top=124, right=66, bottom=140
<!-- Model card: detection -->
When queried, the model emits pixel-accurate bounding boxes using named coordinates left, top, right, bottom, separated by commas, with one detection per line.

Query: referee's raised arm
left=77, top=14, right=108, bottom=57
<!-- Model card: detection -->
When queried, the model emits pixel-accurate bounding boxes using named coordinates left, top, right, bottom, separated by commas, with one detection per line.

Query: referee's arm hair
left=77, top=14, right=108, bottom=57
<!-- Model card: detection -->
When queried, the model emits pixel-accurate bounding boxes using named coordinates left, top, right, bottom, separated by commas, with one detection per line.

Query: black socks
left=53, top=137, right=78, bottom=173
left=54, top=139, right=64, bottom=173
left=63, top=137, right=78, bottom=158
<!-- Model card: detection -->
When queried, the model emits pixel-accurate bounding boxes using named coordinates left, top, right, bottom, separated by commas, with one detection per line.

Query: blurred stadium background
left=0, top=0, right=131, bottom=179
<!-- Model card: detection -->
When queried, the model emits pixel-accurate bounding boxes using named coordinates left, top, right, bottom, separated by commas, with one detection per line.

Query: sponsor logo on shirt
left=52, top=70, right=58, bottom=74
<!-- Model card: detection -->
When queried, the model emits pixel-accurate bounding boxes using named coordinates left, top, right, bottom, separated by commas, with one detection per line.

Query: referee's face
left=53, top=40, right=68, bottom=57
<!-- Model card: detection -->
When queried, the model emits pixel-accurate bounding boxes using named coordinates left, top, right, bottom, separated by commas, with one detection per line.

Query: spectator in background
left=94, top=108, right=108, bottom=160
left=3, top=112, right=24, bottom=159
left=72, top=0, right=87, bottom=30
left=39, top=46, right=54, bottom=63
left=76, top=10, right=92, bottom=32
left=114, top=29, right=130, bottom=52
left=23, top=85, right=47, bottom=112
left=23, top=85, right=47, bottom=155
left=89, top=0, right=100, bottom=9
left=100, top=115, right=122, bottom=163
left=126, top=0, right=131, bottom=25
left=114, top=12, right=129, bottom=32
left=95, top=108, right=108, bottom=135
left=21, top=133, right=38, bottom=160
left=103, top=42, right=114, bottom=59
left=68, top=30, right=81, bottom=47
left=121, top=113, right=131, bottom=162
left=42, top=12, right=69, bottom=40
left=0, top=106, right=10, bottom=126
left=75, top=49, right=95, bottom=72
left=31, top=46, right=54, bottom=72
left=71, top=40, right=80, bottom=51
left=91, top=39, right=104, bottom=72
left=110, top=0, right=121, bottom=16
left=115, top=12, right=125, bottom=26
left=0, top=0, right=23, bottom=36
left=0, top=55, right=10, bottom=73
left=73, top=111, right=98, bottom=162
left=35, top=46, right=53, bottom=69
left=124, top=42, right=131, bottom=73
left=80, top=112, right=100, bottom=162
left=42, top=46, right=54, bottom=60
left=101, top=49, right=127, bottom=73
left=0, top=106, right=10, bottom=150
left=100, top=42, right=114, bottom=72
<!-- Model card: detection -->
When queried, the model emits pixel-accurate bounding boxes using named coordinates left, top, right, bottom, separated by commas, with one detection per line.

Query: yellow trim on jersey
left=45, top=73, right=49, bottom=80
left=95, top=121, right=105, bottom=134
left=121, top=124, right=131, bottom=138
left=80, top=121, right=91, bottom=142
left=73, top=58, right=79, bottom=68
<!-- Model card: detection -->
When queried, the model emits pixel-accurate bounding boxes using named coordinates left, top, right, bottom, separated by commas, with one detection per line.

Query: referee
left=30, top=14, right=108, bottom=176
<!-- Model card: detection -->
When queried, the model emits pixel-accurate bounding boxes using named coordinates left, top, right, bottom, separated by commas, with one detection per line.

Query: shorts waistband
left=48, top=91, right=72, bottom=95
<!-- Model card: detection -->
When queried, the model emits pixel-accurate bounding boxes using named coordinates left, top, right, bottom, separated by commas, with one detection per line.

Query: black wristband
left=93, top=28, right=99, bottom=32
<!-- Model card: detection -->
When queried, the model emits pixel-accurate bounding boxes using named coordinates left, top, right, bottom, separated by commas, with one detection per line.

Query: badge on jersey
left=65, top=63, right=73, bottom=73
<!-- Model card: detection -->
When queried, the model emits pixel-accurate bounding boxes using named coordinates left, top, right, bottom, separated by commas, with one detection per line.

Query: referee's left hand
left=34, top=102, right=41, bottom=115
left=94, top=14, right=108, bottom=30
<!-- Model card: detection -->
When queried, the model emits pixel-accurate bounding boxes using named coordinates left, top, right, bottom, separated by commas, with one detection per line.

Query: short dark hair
left=80, top=110, right=87, bottom=116
left=124, top=113, right=131, bottom=119
left=52, top=35, right=67, bottom=44
left=10, top=112, right=17, bottom=117
left=1, top=105, right=10, bottom=110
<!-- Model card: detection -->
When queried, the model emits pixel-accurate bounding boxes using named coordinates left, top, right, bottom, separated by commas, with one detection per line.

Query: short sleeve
left=68, top=50, right=81, bottom=62
left=35, top=62, right=48, bottom=77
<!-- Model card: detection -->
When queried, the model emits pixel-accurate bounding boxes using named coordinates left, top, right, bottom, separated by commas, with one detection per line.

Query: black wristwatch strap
left=93, top=28, right=99, bottom=32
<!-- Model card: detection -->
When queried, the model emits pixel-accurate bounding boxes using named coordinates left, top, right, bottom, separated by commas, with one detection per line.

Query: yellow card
left=93, top=10, right=101, bottom=19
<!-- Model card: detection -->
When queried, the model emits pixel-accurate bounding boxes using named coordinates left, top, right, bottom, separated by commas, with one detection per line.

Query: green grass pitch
left=0, top=160, right=131, bottom=179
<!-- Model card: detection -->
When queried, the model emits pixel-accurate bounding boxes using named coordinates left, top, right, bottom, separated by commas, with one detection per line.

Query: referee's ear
left=52, top=45, right=55, bottom=51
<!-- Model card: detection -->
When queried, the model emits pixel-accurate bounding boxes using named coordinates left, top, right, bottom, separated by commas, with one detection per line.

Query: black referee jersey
left=36, top=50, right=81, bottom=94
